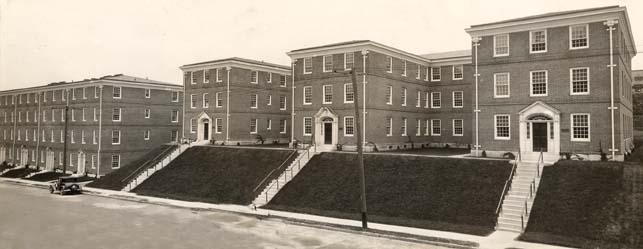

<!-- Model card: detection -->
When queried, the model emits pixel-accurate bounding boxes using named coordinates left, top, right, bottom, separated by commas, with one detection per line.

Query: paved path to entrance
left=0, top=182, right=446, bottom=249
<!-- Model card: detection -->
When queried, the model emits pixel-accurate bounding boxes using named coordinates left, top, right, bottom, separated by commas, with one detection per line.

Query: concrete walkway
left=0, top=177, right=575, bottom=249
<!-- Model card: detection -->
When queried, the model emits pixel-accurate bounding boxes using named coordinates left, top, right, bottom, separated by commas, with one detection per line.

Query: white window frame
left=94, top=87, right=99, bottom=98
left=452, top=91, right=463, bottom=108
left=431, top=67, right=441, bottom=82
left=385, top=86, right=392, bottom=105
left=431, top=92, right=441, bottom=108
left=303, top=117, right=312, bottom=136
left=144, top=130, right=150, bottom=140
left=145, top=89, right=151, bottom=98
left=82, top=87, right=87, bottom=99
left=424, top=92, right=429, bottom=108
left=280, top=119, right=287, bottom=134
left=424, top=67, right=429, bottom=81
left=81, top=130, right=86, bottom=144
left=112, top=108, right=121, bottom=122
left=344, top=116, right=354, bottom=136
left=144, top=109, right=151, bottom=119
left=170, top=110, right=179, bottom=123
left=415, top=119, right=421, bottom=136
left=215, top=92, right=223, bottom=108
left=416, top=64, right=421, bottom=79
left=250, top=94, right=258, bottom=109
left=529, top=29, right=548, bottom=53
left=344, top=52, right=354, bottom=71
left=215, top=118, right=223, bottom=134
left=494, top=72, right=511, bottom=98
left=323, top=55, right=333, bottom=72
left=402, top=61, right=407, bottom=76
left=452, top=65, right=464, bottom=80
left=171, top=91, right=179, bottom=102
left=401, top=118, right=407, bottom=136
left=401, top=88, right=407, bottom=106
left=530, top=70, right=548, bottom=97
left=494, top=114, right=511, bottom=140
left=190, top=94, right=196, bottom=108
left=303, top=57, right=312, bottom=74
left=570, top=113, right=591, bottom=142
left=216, top=68, right=222, bottom=82
left=113, top=86, right=122, bottom=99
left=303, top=86, right=312, bottom=105
left=569, top=24, right=589, bottom=50
left=111, top=130, right=121, bottom=145
left=493, top=34, right=510, bottom=57
left=344, top=83, right=354, bottom=103
left=424, top=119, right=429, bottom=136
left=453, top=119, right=464, bottom=136
left=416, top=90, right=421, bottom=107
left=203, top=69, right=210, bottom=83
left=386, top=56, right=393, bottom=73
left=251, top=71, right=258, bottom=84
left=267, top=72, right=272, bottom=83
left=202, top=93, right=209, bottom=108
left=322, top=85, right=333, bottom=104
left=267, top=119, right=272, bottom=130
left=267, top=95, right=272, bottom=106
left=569, top=67, right=590, bottom=95
left=431, top=119, right=441, bottom=136
left=111, top=154, right=121, bottom=169
left=280, top=95, right=287, bottom=110
left=190, top=119, right=196, bottom=133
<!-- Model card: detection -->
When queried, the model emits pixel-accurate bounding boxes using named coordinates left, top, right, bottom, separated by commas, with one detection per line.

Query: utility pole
left=350, top=69, right=368, bottom=229
left=62, top=90, right=70, bottom=174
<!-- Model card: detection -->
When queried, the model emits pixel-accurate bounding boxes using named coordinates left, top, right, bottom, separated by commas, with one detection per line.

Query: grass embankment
left=521, top=160, right=641, bottom=248
left=265, top=153, right=512, bottom=236
left=133, top=146, right=297, bottom=205
left=87, top=145, right=177, bottom=190
left=0, top=168, right=40, bottom=178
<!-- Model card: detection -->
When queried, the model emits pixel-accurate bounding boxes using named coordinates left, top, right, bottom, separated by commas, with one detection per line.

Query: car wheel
left=49, top=187, right=54, bottom=194
left=59, top=189, right=64, bottom=196
left=71, top=185, right=79, bottom=194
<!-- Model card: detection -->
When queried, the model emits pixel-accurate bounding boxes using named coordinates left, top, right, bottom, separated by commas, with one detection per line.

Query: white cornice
left=0, top=80, right=183, bottom=95
left=465, top=7, right=636, bottom=55
left=287, top=41, right=432, bottom=66
left=180, top=60, right=291, bottom=75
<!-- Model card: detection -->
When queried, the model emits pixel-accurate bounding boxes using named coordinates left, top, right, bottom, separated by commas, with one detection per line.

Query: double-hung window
left=280, top=75, right=287, bottom=87
left=416, top=91, right=421, bottom=107
left=386, top=118, right=392, bottom=136
left=170, top=110, right=179, bottom=123
left=344, top=116, right=354, bottom=136
left=494, top=115, right=510, bottom=140
left=111, top=130, right=121, bottom=145
left=323, top=85, right=332, bottom=104
left=111, top=154, right=120, bottom=168
left=530, top=30, right=547, bottom=53
left=385, top=86, right=392, bottom=105
left=112, top=108, right=121, bottom=122
left=190, top=94, right=196, bottom=108
left=344, top=53, right=354, bottom=70
left=416, top=65, right=421, bottom=79
left=452, top=91, right=463, bottom=108
left=145, top=89, right=151, bottom=98
left=250, top=119, right=257, bottom=134
left=279, top=95, right=286, bottom=110
left=303, top=117, right=312, bottom=136
left=386, top=56, right=392, bottom=73
left=415, top=119, right=421, bottom=136
left=215, top=92, right=223, bottom=107
left=203, top=69, right=210, bottom=83
left=570, top=67, right=590, bottom=95
left=202, top=93, right=209, bottom=108
left=171, top=91, right=179, bottom=102
left=250, top=94, right=258, bottom=108
left=452, top=65, right=463, bottom=80
left=570, top=24, right=589, bottom=49
left=280, top=119, right=287, bottom=134
left=530, top=70, right=548, bottom=96
left=431, top=67, right=441, bottom=81
left=190, top=119, right=196, bottom=133
left=215, top=118, right=223, bottom=133
left=431, top=119, right=441, bottom=136
left=401, top=118, right=407, bottom=136
left=113, top=86, right=121, bottom=99
left=251, top=71, right=258, bottom=84
left=431, top=92, right=441, bottom=108
left=494, top=34, right=510, bottom=56
left=216, top=68, right=222, bottom=82
left=401, top=88, right=407, bottom=106
left=344, top=83, right=354, bottom=103
left=571, top=114, right=590, bottom=141
left=494, top=73, right=510, bottom=98
left=303, top=86, right=312, bottom=105
left=402, top=61, right=407, bottom=76
left=453, top=119, right=463, bottom=136
left=303, top=57, right=312, bottom=74
left=144, top=109, right=151, bottom=118
left=323, top=55, right=333, bottom=72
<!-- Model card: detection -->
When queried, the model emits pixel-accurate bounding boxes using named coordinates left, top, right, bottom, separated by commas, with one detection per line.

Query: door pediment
left=519, top=101, right=560, bottom=122
left=314, top=107, right=338, bottom=119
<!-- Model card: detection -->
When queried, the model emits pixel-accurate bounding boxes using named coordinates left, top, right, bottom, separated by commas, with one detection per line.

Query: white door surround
left=20, top=147, right=28, bottom=167
left=0, top=146, right=5, bottom=163
left=314, top=107, right=338, bottom=151
left=46, top=149, right=54, bottom=171
left=77, top=150, right=86, bottom=175
left=196, top=111, right=212, bottom=142
left=519, top=101, right=560, bottom=162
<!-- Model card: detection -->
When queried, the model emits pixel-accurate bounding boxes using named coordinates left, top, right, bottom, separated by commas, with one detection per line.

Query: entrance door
left=46, top=151, right=54, bottom=171
left=77, top=152, right=86, bottom=174
left=532, top=123, right=548, bottom=152
left=0, top=147, right=5, bottom=163
left=21, top=149, right=28, bottom=166
left=324, top=123, right=332, bottom=144
left=203, top=121, right=210, bottom=141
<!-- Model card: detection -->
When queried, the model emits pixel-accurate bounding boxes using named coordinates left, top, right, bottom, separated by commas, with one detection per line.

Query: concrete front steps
left=122, top=144, right=190, bottom=191
left=496, top=161, right=544, bottom=233
left=252, top=146, right=318, bottom=207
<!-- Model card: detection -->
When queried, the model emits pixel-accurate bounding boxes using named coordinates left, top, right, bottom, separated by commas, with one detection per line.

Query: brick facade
left=0, top=75, right=183, bottom=175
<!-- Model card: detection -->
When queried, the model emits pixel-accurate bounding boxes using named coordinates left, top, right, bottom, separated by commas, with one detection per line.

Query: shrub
left=481, top=150, right=487, bottom=157
left=445, top=144, right=450, bottom=149
left=503, top=152, right=515, bottom=160
left=210, top=139, right=216, bottom=145
left=256, top=135, right=265, bottom=145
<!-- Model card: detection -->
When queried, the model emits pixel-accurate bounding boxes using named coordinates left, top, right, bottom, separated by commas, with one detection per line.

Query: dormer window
left=570, top=24, right=589, bottom=49
left=530, top=30, right=547, bottom=53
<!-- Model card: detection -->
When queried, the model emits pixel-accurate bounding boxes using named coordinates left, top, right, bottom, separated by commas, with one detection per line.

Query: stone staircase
left=496, top=161, right=544, bottom=233
left=122, top=143, right=190, bottom=192
left=252, top=146, right=318, bottom=207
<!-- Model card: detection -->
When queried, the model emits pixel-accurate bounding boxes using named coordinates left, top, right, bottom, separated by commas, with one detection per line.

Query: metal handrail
left=537, top=150, right=544, bottom=177
left=121, top=145, right=178, bottom=183
left=259, top=145, right=313, bottom=203
left=251, top=147, right=302, bottom=193
left=495, top=158, right=518, bottom=215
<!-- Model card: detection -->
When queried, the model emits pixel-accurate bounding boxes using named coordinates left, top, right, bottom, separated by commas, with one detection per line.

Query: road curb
left=2, top=178, right=479, bottom=248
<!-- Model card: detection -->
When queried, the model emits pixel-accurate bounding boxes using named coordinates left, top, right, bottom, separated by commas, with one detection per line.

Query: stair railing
left=257, top=145, right=313, bottom=205
left=252, top=148, right=300, bottom=194
left=495, top=157, right=519, bottom=216
left=121, top=145, right=178, bottom=184
left=537, top=150, right=544, bottom=177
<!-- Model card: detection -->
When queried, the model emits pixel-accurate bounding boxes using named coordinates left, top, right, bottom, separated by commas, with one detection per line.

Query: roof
left=181, top=57, right=290, bottom=70
left=0, top=74, right=180, bottom=94
left=470, top=6, right=619, bottom=28
left=420, top=50, right=472, bottom=60
left=290, top=40, right=371, bottom=53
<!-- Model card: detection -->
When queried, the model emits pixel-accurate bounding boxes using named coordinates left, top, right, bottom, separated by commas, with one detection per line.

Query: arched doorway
left=322, top=117, right=334, bottom=145
left=196, top=112, right=212, bottom=142
left=519, top=101, right=560, bottom=161
left=314, top=107, right=339, bottom=150
left=77, top=150, right=86, bottom=175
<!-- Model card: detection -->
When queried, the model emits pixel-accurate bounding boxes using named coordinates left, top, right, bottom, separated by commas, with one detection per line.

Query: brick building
left=180, top=57, right=291, bottom=145
left=465, top=6, right=636, bottom=161
left=287, top=41, right=472, bottom=151
left=0, top=74, right=183, bottom=175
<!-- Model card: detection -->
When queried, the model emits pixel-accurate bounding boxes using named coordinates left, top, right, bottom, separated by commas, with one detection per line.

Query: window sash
left=431, top=119, right=441, bottom=136
left=494, top=34, right=510, bottom=56
left=530, top=71, right=548, bottom=96
left=571, top=114, right=590, bottom=141
left=494, top=73, right=510, bottom=97
left=344, top=117, right=354, bottom=136
left=570, top=68, right=589, bottom=94
left=495, top=115, right=510, bottom=139
left=452, top=65, right=463, bottom=80
left=530, top=30, right=547, bottom=52
left=570, top=25, right=588, bottom=48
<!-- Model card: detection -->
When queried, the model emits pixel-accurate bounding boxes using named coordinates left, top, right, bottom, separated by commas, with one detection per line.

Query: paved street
left=0, top=182, right=446, bottom=249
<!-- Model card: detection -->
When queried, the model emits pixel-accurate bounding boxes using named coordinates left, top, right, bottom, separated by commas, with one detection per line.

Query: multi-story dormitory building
left=180, top=58, right=291, bottom=145
left=465, top=5, right=636, bottom=161
left=287, top=41, right=473, bottom=151
left=0, top=74, right=183, bottom=175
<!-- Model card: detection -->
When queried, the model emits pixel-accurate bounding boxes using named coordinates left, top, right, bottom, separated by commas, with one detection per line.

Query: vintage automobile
left=49, top=176, right=83, bottom=195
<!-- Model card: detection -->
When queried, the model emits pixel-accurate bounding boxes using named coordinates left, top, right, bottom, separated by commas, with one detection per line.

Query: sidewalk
left=0, top=177, right=575, bottom=249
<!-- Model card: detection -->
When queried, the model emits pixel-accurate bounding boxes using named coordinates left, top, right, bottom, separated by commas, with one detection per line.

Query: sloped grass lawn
left=265, top=153, right=512, bottom=236
left=520, top=160, right=642, bottom=248
left=87, top=145, right=176, bottom=190
left=1, top=168, right=40, bottom=178
left=25, top=172, right=70, bottom=182
left=376, top=148, right=471, bottom=156
left=0, top=163, right=15, bottom=172
left=133, top=146, right=297, bottom=205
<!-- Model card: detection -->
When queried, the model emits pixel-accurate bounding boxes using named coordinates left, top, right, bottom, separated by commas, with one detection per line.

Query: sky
left=1, top=0, right=643, bottom=90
